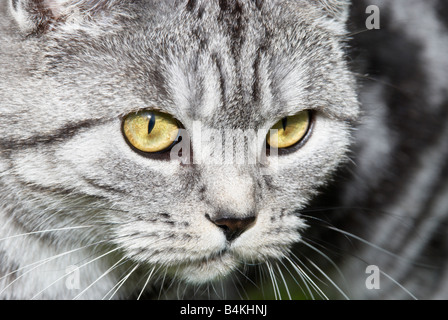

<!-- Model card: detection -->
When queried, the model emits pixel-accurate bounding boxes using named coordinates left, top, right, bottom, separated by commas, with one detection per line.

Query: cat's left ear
left=313, top=0, right=350, bottom=24
left=9, top=0, right=113, bottom=34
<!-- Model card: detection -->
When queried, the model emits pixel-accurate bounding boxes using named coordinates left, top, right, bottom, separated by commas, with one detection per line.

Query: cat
left=0, top=0, right=447, bottom=300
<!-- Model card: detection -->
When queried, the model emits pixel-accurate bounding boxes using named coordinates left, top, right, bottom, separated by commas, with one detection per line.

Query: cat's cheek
left=274, top=115, right=351, bottom=167
left=230, top=212, right=306, bottom=261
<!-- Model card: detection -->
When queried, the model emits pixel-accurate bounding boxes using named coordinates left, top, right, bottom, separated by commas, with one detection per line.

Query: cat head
left=4, top=0, right=359, bottom=286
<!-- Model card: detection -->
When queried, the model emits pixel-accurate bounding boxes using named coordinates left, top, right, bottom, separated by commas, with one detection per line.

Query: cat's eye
left=266, top=111, right=311, bottom=149
left=122, top=110, right=180, bottom=153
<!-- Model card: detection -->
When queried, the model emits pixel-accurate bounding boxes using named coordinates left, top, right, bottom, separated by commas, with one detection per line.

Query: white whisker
left=31, top=246, right=121, bottom=300
left=275, top=262, right=292, bottom=300
left=105, top=263, right=140, bottom=300
left=305, top=257, right=350, bottom=300
left=0, top=225, right=93, bottom=242
left=380, top=270, right=418, bottom=300
left=0, top=239, right=108, bottom=296
left=73, top=256, right=127, bottom=300
left=266, top=261, right=281, bottom=300
left=284, top=256, right=328, bottom=300
left=137, top=266, right=157, bottom=300
left=280, top=258, right=309, bottom=299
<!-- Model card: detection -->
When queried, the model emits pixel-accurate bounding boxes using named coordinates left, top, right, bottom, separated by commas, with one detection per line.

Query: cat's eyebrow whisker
left=31, top=246, right=122, bottom=300
left=352, top=72, right=414, bottom=97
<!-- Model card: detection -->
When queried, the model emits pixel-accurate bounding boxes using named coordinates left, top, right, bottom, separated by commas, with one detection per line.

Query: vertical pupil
left=147, top=112, right=156, bottom=134
left=281, top=117, right=288, bottom=131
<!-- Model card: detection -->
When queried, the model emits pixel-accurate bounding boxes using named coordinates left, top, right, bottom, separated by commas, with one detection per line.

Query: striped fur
left=0, top=0, right=447, bottom=300
left=315, top=0, right=448, bottom=299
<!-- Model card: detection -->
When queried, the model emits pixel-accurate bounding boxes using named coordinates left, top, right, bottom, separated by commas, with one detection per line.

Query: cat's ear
left=9, top=0, right=112, bottom=34
left=313, top=0, right=350, bottom=24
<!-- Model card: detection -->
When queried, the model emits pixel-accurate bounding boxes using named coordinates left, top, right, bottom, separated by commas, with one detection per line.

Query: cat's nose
left=206, top=214, right=256, bottom=242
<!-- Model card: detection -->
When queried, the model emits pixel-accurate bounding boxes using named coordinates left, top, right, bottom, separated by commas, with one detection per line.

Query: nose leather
left=206, top=214, right=256, bottom=242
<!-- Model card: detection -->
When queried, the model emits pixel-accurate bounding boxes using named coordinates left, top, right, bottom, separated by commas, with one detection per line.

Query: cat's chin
left=174, top=251, right=240, bottom=284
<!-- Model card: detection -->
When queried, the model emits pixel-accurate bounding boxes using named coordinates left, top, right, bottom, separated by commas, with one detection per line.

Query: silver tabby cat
left=0, top=0, right=447, bottom=299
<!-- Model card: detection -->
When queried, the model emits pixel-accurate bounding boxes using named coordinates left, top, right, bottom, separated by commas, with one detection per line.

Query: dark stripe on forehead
left=217, top=0, right=245, bottom=56
left=251, top=37, right=270, bottom=105
left=11, top=0, right=19, bottom=10
left=185, top=0, right=197, bottom=12
left=185, top=0, right=269, bottom=128
left=211, top=52, right=227, bottom=111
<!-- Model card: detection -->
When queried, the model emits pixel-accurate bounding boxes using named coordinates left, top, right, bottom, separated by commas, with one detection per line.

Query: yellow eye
left=122, top=110, right=180, bottom=153
left=267, top=111, right=311, bottom=149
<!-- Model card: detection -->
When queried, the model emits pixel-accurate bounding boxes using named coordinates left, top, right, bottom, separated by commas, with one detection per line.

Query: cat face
left=1, top=0, right=359, bottom=289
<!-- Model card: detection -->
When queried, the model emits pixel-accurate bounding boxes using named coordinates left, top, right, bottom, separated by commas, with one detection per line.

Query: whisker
left=290, top=252, right=328, bottom=289
left=31, top=246, right=121, bottom=300
left=137, top=266, right=157, bottom=300
left=0, top=225, right=94, bottom=242
left=347, top=28, right=373, bottom=37
left=326, top=226, right=431, bottom=267
left=73, top=256, right=127, bottom=300
left=380, top=269, right=418, bottom=300
left=157, top=267, right=169, bottom=300
left=105, top=263, right=140, bottom=300
left=279, top=258, right=310, bottom=300
left=275, top=262, right=292, bottom=300
left=229, top=272, right=245, bottom=300
left=232, top=266, right=250, bottom=300
left=235, top=264, right=258, bottom=288
left=302, top=213, right=433, bottom=269
left=300, top=224, right=421, bottom=299
left=300, top=239, right=348, bottom=287
left=265, top=261, right=281, bottom=300
left=305, top=257, right=350, bottom=300
left=284, top=256, right=328, bottom=300
left=0, top=239, right=108, bottom=296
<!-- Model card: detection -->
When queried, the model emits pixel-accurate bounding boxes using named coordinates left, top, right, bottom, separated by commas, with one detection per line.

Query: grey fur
left=1, top=0, right=447, bottom=300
